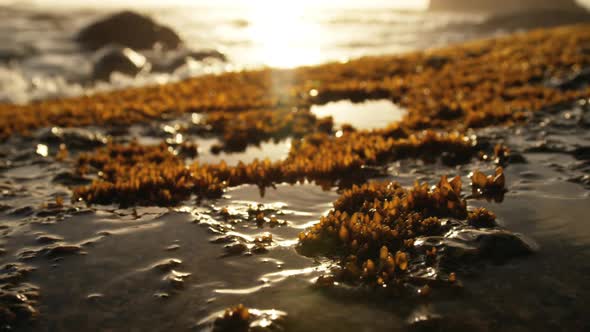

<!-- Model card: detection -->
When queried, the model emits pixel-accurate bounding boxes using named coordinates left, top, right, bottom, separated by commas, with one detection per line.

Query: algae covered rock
left=299, top=173, right=536, bottom=292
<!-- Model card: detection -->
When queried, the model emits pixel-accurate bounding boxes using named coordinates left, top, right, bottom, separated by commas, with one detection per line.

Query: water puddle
left=310, top=99, right=406, bottom=130
left=197, top=138, right=292, bottom=166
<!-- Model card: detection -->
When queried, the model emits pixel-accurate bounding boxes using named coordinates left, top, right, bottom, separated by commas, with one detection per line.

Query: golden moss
left=298, top=175, right=469, bottom=287
left=74, top=142, right=219, bottom=206
left=73, top=130, right=477, bottom=206
left=470, top=167, right=506, bottom=198
left=467, top=207, right=497, bottom=228
left=1, top=25, right=589, bottom=140
left=213, top=304, right=250, bottom=332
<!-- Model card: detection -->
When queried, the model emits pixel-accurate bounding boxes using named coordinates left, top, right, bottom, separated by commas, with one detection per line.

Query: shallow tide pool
left=311, top=99, right=406, bottom=130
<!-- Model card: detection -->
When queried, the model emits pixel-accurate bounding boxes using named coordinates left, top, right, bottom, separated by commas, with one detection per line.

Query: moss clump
left=467, top=207, right=497, bottom=228
left=74, top=142, right=224, bottom=206
left=470, top=167, right=506, bottom=198
left=298, top=175, right=469, bottom=287
left=213, top=304, right=250, bottom=332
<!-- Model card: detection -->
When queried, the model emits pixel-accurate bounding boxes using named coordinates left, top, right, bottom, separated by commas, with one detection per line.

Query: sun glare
left=246, top=0, right=323, bottom=68
left=242, top=0, right=428, bottom=68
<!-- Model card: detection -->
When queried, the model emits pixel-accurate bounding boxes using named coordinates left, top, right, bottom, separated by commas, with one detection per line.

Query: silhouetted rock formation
left=92, top=46, right=149, bottom=81
left=149, top=49, right=227, bottom=72
left=429, top=0, right=585, bottom=13
left=477, top=8, right=590, bottom=32
left=77, top=11, right=182, bottom=50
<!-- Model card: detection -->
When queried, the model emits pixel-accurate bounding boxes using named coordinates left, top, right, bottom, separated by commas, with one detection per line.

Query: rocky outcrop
left=476, top=8, right=590, bottom=32
left=149, top=49, right=227, bottom=72
left=92, top=46, right=149, bottom=81
left=77, top=11, right=182, bottom=50
left=428, top=0, right=585, bottom=13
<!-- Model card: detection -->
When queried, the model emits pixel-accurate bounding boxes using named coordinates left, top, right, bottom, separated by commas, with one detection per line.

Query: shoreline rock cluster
left=77, top=11, right=226, bottom=81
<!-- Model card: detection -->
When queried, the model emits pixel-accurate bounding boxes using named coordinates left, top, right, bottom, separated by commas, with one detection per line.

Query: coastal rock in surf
left=150, top=49, right=227, bottom=72
left=93, top=46, right=149, bottom=81
left=77, top=11, right=182, bottom=50
left=428, top=0, right=585, bottom=13
left=476, top=9, right=590, bottom=32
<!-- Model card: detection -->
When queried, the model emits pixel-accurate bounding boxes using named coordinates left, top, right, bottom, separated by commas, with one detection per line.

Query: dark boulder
left=92, top=46, right=149, bottom=81
left=429, top=0, right=585, bottom=13
left=77, top=11, right=182, bottom=50
left=549, top=67, right=590, bottom=91
left=416, top=227, right=538, bottom=263
left=477, top=9, right=590, bottom=32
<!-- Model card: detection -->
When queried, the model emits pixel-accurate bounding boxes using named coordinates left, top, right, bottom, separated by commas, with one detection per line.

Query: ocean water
left=0, top=1, right=486, bottom=104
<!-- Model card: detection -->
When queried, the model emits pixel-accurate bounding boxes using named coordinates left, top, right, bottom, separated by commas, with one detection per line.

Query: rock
left=572, top=146, right=590, bottom=161
left=93, top=46, right=149, bottom=81
left=150, top=49, right=227, bottom=72
left=550, top=68, right=590, bottom=91
left=449, top=228, right=537, bottom=260
left=477, top=9, right=590, bottom=33
left=77, top=11, right=182, bottom=50
left=429, top=0, right=585, bottom=13
left=416, top=226, right=538, bottom=263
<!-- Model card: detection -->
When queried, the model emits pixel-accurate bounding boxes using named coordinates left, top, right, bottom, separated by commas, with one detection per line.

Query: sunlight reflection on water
left=311, top=99, right=406, bottom=129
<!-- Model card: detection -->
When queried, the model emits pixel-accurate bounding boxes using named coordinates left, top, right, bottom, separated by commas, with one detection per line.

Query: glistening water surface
left=310, top=99, right=406, bottom=130
left=1, top=98, right=589, bottom=331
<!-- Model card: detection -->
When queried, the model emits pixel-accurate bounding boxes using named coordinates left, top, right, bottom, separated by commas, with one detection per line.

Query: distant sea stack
left=428, top=0, right=586, bottom=13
